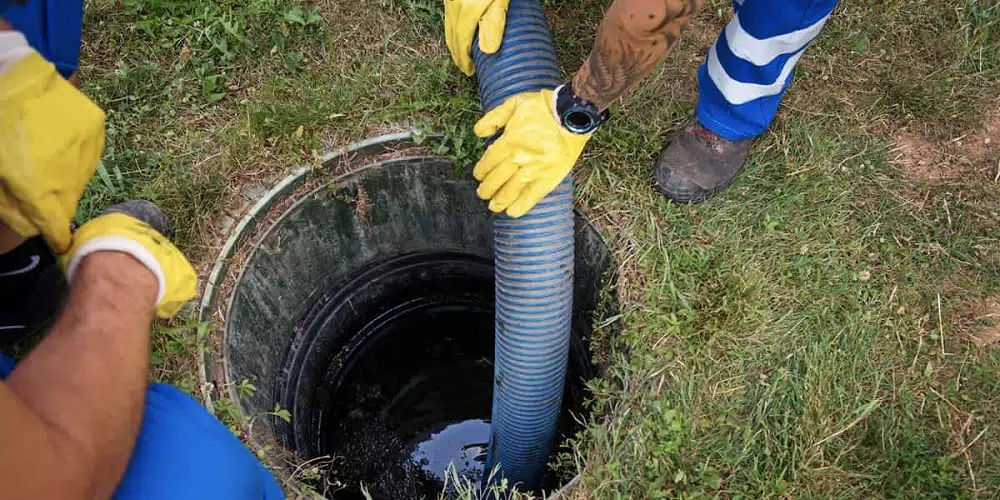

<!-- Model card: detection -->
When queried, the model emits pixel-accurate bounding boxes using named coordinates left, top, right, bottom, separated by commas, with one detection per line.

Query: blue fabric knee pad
left=1, top=0, right=84, bottom=78
left=0, top=354, right=283, bottom=499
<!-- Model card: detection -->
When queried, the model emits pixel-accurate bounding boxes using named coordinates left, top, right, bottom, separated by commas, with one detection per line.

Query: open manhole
left=199, top=133, right=618, bottom=498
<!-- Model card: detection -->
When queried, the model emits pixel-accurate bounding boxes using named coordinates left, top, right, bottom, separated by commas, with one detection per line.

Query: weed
left=268, top=403, right=292, bottom=424
left=149, top=318, right=207, bottom=392
left=439, top=463, right=537, bottom=500
left=400, top=0, right=445, bottom=33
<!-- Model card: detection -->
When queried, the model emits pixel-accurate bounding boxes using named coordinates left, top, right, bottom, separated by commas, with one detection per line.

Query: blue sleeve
left=1, top=0, right=84, bottom=78
left=0, top=353, right=14, bottom=378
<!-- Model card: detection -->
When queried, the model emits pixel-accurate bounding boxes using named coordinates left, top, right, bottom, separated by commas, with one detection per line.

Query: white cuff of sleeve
left=551, top=84, right=564, bottom=124
left=0, top=31, right=33, bottom=76
left=64, top=237, right=167, bottom=305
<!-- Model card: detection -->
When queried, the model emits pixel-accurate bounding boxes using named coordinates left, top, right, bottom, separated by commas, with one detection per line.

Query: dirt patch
left=890, top=102, right=1000, bottom=184
left=962, top=105, right=1000, bottom=162
left=958, top=296, right=1000, bottom=350
left=890, top=132, right=952, bottom=183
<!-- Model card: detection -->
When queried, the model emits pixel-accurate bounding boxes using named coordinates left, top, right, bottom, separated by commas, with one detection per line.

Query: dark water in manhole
left=303, top=254, right=592, bottom=499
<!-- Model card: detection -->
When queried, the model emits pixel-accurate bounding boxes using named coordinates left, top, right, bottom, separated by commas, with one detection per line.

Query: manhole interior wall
left=201, top=134, right=617, bottom=495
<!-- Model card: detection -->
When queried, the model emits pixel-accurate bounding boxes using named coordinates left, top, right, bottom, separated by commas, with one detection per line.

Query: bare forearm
left=572, top=0, right=703, bottom=110
left=4, top=253, right=157, bottom=498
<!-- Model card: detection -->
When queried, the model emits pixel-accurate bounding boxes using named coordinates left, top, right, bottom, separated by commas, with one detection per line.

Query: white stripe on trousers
left=707, top=10, right=831, bottom=105
left=725, top=14, right=829, bottom=65
left=706, top=43, right=806, bottom=105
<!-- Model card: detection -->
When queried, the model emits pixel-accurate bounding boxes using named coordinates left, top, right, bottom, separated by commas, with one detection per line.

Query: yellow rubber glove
left=0, top=51, right=106, bottom=254
left=473, top=89, right=591, bottom=218
left=444, top=0, right=509, bottom=76
left=58, top=213, right=197, bottom=318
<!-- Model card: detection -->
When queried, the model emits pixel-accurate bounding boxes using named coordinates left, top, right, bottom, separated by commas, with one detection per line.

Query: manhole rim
left=196, top=131, right=422, bottom=413
left=196, top=130, right=610, bottom=498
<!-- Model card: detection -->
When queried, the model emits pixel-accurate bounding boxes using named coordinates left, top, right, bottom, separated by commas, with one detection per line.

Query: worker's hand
left=59, top=213, right=197, bottom=318
left=473, top=89, right=590, bottom=218
left=444, top=0, right=509, bottom=76
left=0, top=46, right=106, bottom=254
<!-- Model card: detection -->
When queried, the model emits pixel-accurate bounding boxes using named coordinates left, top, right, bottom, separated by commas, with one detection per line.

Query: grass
left=74, top=0, right=1000, bottom=497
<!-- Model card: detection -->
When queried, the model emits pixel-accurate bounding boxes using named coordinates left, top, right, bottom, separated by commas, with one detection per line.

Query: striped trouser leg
left=695, top=0, right=840, bottom=140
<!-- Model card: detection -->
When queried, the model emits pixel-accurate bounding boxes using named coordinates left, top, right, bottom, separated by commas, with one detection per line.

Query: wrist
left=0, top=222, right=25, bottom=254
left=75, top=252, right=158, bottom=310
left=553, top=83, right=610, bottom=135
left=65, top=236, right=168, bottom=307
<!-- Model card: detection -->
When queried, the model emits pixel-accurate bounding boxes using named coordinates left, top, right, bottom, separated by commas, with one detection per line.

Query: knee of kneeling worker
left=113, top=383, right=282, bottom=499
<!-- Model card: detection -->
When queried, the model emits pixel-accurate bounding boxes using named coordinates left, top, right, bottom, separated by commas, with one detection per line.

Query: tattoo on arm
left=572, top=0, right=703, bottom=110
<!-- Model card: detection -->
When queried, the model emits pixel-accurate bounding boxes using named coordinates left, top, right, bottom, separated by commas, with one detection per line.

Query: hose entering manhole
left=197, top=135, right=618, bottom=498
left=474, top=0, right=573, bottom=491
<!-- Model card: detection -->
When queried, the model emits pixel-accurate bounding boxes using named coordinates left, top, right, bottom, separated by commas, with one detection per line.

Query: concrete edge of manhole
left=196, top=130, right=420, bottom=412
left=197, top=129, right=585, bottom=499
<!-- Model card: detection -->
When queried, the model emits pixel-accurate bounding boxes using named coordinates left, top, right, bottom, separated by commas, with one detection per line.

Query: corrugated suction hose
left=472, top=0, right=574, bottom=491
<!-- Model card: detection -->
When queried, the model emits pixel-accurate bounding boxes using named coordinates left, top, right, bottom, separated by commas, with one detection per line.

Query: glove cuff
left=551, top=85, right=564, bottom=125
left=0, top=31, right=32, bottom=76
left=64, top=236, right=167, bottom=305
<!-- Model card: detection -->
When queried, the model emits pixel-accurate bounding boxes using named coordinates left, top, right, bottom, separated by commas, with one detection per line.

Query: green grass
left=76, top=0, right=1000, bottom=497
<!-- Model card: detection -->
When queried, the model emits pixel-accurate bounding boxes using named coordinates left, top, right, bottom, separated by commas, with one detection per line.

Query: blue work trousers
left=696, top=0, right=841, bottom=140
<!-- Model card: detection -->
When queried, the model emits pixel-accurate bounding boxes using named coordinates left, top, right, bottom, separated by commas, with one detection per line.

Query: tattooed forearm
left=572, top=0, right=703, bottom=111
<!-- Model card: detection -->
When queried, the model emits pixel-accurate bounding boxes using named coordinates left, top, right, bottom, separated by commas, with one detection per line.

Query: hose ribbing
left=473, top=0, right=574, bottom=491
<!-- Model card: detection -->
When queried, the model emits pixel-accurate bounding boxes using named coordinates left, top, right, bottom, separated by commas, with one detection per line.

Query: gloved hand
left=58, top=213, right=197, bottom=318
left=0, top=35, right=106, bottom=254
left=473, top=89, right=591, bottom=218
left=444, top=0, right=509, bottom=76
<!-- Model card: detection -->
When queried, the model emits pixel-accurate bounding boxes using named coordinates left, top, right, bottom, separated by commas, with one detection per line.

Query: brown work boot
left=653, top=118, right=754, bottom=203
